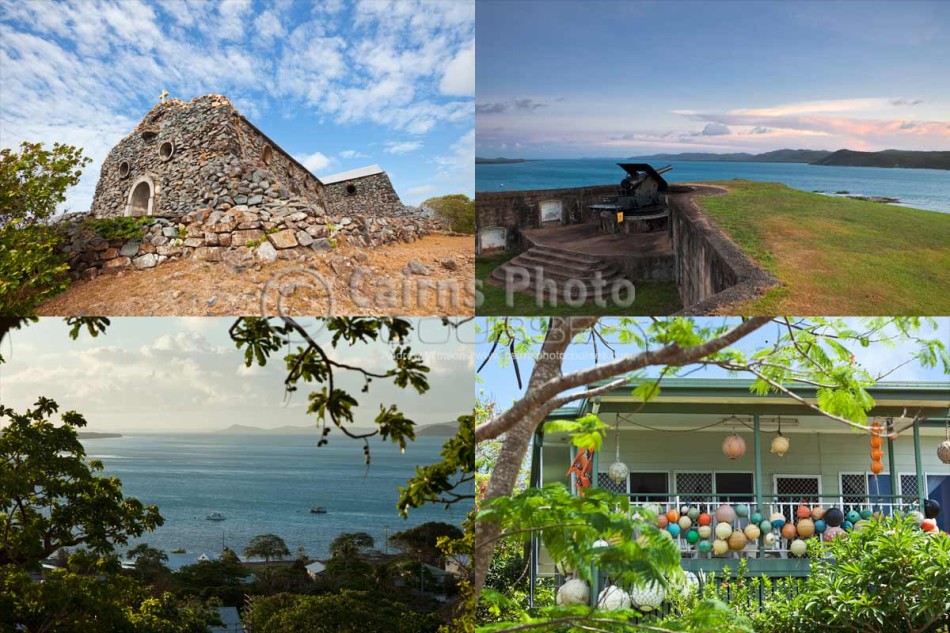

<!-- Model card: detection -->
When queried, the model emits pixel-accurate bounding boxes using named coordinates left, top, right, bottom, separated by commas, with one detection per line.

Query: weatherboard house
left=529, top=378, right=950, bottom=607
left=58, top=94, right=435, bottom=278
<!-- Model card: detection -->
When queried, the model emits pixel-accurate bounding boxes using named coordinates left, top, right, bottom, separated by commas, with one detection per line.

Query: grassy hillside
left=697, top=180, right=950, bottom=313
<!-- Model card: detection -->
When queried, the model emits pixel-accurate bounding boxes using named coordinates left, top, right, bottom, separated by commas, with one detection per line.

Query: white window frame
left=899, top=471, right=922, bottom=499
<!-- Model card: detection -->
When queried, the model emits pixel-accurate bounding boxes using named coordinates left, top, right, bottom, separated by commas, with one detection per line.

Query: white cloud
left=253, top=9, right=285, bottom=41
left=440, top=41, right=474, bottom=96
left=406, top=184, right=436, bottom=197
left=0, top=0, right=473, bottom=212
left=295, top=151, right=334, bottom=172
left=385, top=140, right=423, bottom=154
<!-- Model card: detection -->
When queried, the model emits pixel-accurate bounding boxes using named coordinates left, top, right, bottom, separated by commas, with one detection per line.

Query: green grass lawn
left=475, top=253, right=683, bottom=316
left=697, top=180, right=950, bottom=314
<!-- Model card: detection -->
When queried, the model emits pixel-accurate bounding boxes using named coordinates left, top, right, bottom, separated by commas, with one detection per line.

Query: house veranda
left=529, top=379, right=950, bottom=605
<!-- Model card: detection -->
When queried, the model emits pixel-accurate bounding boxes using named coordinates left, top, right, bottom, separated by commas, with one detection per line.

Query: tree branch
left=475, top=317, right=771, bottom=442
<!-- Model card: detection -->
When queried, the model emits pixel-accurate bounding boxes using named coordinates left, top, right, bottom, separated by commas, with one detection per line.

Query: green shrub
left=755, top=515, right=950, bottom=632
left=0, top=223, right=70, bottom=315
left=0, top=142, right=90, bottom=314
left=422, top=194, right=474, bottom=234
left=84, top=216, right=151, bottom=240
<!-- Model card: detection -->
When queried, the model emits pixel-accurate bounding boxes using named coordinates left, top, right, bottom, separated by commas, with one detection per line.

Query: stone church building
left=58, top=94, right=435, bottom=279
left=91, top=94, right=403, bottom=220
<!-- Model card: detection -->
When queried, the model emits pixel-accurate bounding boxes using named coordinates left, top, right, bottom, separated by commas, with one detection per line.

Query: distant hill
left=628, top=152, right=757, bottom=162
left=812, top=149, right=950, bottom=170
left=628, top=149, right=833, bottom=163
left=415, top=422, right=460, bottom=436
left=77, top=432, right=122, bottom=439
left=217, top=423, right=458, bottom=435
left=475, top=157, right=531, bottom=164
left=217, top=424, right=317, bottom=434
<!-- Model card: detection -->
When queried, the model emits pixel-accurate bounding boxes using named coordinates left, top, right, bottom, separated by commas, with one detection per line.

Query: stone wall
left=91, top=95, right=326, bottom=220
left=668, top=187, right=778, bottom=314
left=324, top=172, right=403, bottom=216
left=56, top=199, right=438, bottom=279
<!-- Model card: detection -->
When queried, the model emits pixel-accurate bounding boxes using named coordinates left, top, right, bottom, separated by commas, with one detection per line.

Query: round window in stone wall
left=262, top=144, right=274, bottom=165
left=159, top=141, right=175, bottom=161
left=345, top=183, right=357, bottom=195
left=118, top=161, right=130, bottom=178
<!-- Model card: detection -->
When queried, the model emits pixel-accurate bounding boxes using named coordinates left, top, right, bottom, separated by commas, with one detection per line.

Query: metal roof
left=544, top=378, right=950, bottom=421
left=321, top=164, right=385, bottom=184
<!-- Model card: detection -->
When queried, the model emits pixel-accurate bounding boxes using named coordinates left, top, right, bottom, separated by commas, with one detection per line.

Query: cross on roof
left=159, top=89, right=169, bottom=103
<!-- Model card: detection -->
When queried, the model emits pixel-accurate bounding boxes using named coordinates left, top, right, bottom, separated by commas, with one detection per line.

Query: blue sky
left=476, top=318, right=950, bottom=412
left=0, top=0, right=474, bottom=210
left=476, top=0, right=950, bottom=158
left=0, top=317, right=474, bottom=433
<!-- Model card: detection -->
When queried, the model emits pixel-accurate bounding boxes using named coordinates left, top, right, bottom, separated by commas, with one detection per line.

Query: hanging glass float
left=598, top=585, right=631, bottom=611
left=556, top=578, right=590, bottom=605
left=722, top=432, right=746, bottom=460
left=607, top=418, right=629, bottom=483
left=715, top=504, right=737, bottom=523
left=797, top=518, right=816, bottom=538
left=938, top=421, right=950, bottom=464
left=771, top=417, right=790, bottom=456
left=789, top=538, right=808, bottom=557
left=727, top=529, right=748, bottom=550
left=629, top=581, right=665, bottom=611
left=743, top=523, right=761, bottom=540
left=715, top=522, right=733, bottom=539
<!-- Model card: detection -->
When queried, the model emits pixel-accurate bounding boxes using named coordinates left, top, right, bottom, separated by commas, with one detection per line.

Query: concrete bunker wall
left=475, top=184, right=776, bottom=312
left=324, top=172, right=403, bottom=216
left=474, top=185, right=616, bottom=252
left=668, top=189, right=778, bottom=314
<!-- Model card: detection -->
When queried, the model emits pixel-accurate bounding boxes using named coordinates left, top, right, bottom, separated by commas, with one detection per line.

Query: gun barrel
left=656, top=165, right=673, bottom=175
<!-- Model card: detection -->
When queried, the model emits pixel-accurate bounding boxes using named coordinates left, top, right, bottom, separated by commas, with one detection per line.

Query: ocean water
left=81, top=433, right=469, bottom=559
left=476, top=159, right=950, bottom=214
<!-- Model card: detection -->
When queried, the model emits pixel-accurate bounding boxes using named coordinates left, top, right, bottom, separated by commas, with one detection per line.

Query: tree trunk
left=474, top=317, right=596, bottom=600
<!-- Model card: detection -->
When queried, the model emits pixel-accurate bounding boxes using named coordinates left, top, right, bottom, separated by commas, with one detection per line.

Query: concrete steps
left=490, top=245, right=632, bottom=302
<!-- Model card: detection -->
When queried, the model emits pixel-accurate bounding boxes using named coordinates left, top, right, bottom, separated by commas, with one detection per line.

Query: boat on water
left=309, top=506, right=327, bottom=514
left=206, top=512, right=226, bottom=521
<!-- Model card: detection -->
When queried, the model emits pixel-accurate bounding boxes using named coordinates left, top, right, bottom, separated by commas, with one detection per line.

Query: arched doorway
left=125, top=176, right=155, bottom=217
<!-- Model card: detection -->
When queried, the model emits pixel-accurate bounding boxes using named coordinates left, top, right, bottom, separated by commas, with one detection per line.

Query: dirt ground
left=38, top=235, right=475, bottom=316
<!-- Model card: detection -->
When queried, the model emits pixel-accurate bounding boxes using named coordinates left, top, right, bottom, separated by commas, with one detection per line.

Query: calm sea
left=81, top=433, right=469, bottom=559
left=476, top=159, right=950, bottom=214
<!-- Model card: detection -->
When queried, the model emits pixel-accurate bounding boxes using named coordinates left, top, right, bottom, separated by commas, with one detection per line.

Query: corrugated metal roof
left=321, top=164, right=384, bottom=184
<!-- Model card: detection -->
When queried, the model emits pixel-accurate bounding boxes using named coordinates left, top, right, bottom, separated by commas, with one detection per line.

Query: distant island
left=217, top=424, right=318, bottom=434
left=415, top=421, right=461, bottom=436
left=475, top=157, right=532, bottom=164
left=217, top=422, right=460, bottom=436
left=628, top=148, right=949, bottom=170
left=77, top=432, right=122, bottom=439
